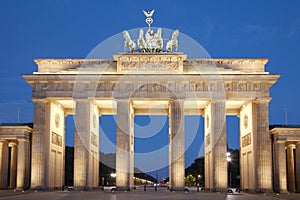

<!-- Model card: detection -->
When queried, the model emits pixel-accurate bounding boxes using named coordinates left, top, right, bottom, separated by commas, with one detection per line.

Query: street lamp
left=226, top=152, right=232, bottom=188
left=197, top=175, right=201, bottom=192
left=110, top=173, right=116, bottom=186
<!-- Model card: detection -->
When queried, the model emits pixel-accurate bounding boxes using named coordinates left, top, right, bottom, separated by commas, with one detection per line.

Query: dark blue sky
left=1, top=0, right=300, bottom=177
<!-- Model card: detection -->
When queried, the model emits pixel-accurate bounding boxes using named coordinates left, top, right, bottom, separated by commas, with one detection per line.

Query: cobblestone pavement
left=0, top=190, right=300, bottom=200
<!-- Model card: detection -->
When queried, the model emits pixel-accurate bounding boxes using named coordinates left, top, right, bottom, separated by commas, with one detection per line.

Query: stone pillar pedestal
left=296, top=142, right=300, bottom=193
left=9, top=143, right=18, bottom=189
left=116, top=99, right=134, bottom=191
left=0, top=140, right=9, bottom=189
left=274, top=141, right=287, bottom=193
left=287, top=144, right=296, bottom=192
left=169, top=99, right=185, bottom=191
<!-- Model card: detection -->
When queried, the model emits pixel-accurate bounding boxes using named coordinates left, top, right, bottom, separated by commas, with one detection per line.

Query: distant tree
left=185, top=156, right=205, bottom=186
left=185, top=175, right=196, bottom=187
left=184, top=148, right=240, bottom=188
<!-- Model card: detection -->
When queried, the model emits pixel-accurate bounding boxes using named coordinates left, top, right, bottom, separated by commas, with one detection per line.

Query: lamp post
left=226, top=152, right=232, bottom=188
left=197, top=175, right=201, bottom=192
left=110, top=173, right=116, bottom=186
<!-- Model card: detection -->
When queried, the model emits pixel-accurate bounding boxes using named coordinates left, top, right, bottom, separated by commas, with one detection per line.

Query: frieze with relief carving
left=51, top=132, right=62, bottom=147
left=242, top=133, right=251, bottom=147
left=119, top=60, right=180, bottom=71
left=33, top=81, right=270, bottom=96
left=91, top=132, right=98, bottom=147
left=205, top=133, right=211, bottom=147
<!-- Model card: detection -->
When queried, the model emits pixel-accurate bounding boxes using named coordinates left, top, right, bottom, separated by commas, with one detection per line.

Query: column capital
left=168, top=98, right=185, bottom=105
left=8, top=142, right=18, bottom=147
left=74, top=98, right=91, bottom=102
left=287, top=144, right=296, bottom=149
left=17, top=138, right=29, bottom=142
left=31, top=98, right=51, bottom=103
left=0, top=140, right=8, bottom=144
left=115, top=98, right=131, bottom=102
left=275, top=140, right=286, bottom=144
left=169, top=97, right=185, bottom=101
left=211, top=98, right=226, bottom=101
left=253, top=98, right=272, bottom=103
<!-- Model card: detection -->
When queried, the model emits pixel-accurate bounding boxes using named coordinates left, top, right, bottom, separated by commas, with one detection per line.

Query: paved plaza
left=0, top=190, right=300, bottom=200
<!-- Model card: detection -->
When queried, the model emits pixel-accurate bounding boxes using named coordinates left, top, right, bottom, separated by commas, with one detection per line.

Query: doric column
left=204, top=100, right=227, bottom=191
left=0, top=140, right=9, bottom=189
left=16, top=139, right=30, bottom=190
left=296, top=142, right=300, bottom=193
left=88, top=102, right=100, bottom=189
left=169, top=99, right=185, bottom=191
left=30, top=100, right=50, bottom=189
left=287, top=144, right=296, bottom=192
left=273, top=141, right=287, bottom=193
left=74, top=100, right=99, bottom=190
left=253, top=99, right=273, bottom=192
left=9, top=142, right=18, bottom=189
left=116, top=99, right=134, bottom=191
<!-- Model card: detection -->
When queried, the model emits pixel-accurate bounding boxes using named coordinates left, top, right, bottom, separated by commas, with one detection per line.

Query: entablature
left=23, top=73, right=279, bottom=100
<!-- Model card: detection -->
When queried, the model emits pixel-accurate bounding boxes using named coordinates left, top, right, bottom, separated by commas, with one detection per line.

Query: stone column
left=253, top=99, right=273, bottom=192
left=30, top=100, right=50, bottom=189
left=287, top=144, right=296, bottom=192
left=212, top=100, right=227, bottom=191
left=88, top=102, right=100, bottom=189
left=74, top=100, right=90, bottom=189
left=116, top=99, right=134, bottom=191
left=74, top=100, right=99, bottom=190
left=273, top=141, right=287, bottom=193
left=169, top=99, right=185, bottom=191
left=9, top=142, right=18, bottom=189
left=204, top=100, right=227, bottom=191
left=296, top=142, right=300, bottom=193
left=16, top=139, right=28, bottom=190
left=0, top=140, right=9, bottom=189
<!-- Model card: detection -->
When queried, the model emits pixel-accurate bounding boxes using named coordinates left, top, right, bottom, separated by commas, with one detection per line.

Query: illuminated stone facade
left=21, top=52, right=281, bottom=191
left=0, top=123, right=32, bottom=190
left=270, top=125, right=300, bottom=193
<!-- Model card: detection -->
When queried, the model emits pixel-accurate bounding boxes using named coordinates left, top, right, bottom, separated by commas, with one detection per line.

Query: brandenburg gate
left=22, top=49, right=279, bottom=191
left=19, top=10, right=280, bottom=192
